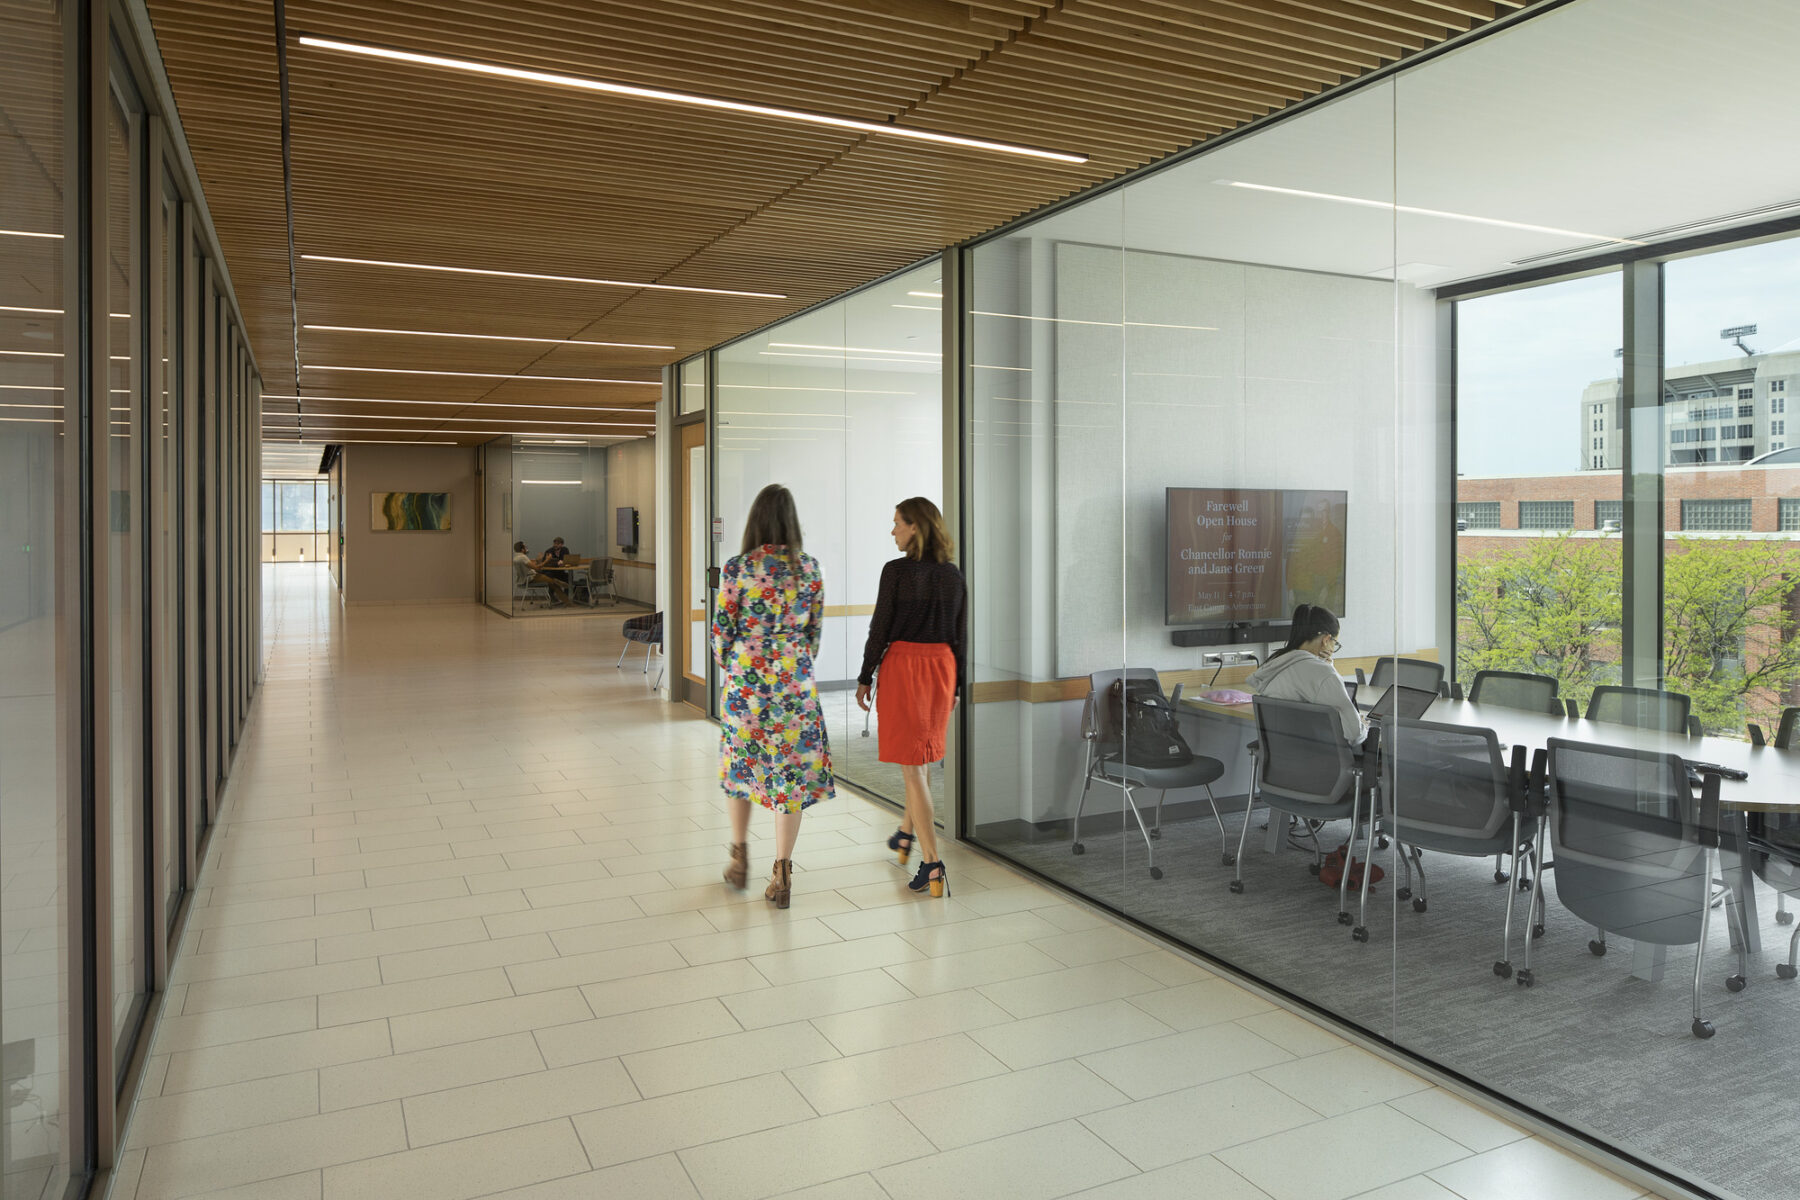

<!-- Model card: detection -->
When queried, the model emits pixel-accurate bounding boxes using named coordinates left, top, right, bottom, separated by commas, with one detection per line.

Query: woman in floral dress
left=713, top=484, right=834, bottom=908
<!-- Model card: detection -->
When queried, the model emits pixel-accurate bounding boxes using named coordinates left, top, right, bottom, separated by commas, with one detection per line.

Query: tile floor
left=106, top=567, right=1669, bottom=1200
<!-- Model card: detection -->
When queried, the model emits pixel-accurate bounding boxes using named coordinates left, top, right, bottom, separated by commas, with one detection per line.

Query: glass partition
left=481, top=435, right=644, bottom=617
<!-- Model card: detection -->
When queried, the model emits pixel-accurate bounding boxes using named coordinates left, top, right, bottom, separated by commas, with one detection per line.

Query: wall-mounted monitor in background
left=1166, top=487, right=1347, bottom=626
left=616, top=506, right=639, bottom=552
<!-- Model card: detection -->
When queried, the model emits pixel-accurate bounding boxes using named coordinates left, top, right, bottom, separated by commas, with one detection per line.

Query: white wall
left=607, top=437, right=656, bottom=605
left=342, top=444, right=479, bottom=605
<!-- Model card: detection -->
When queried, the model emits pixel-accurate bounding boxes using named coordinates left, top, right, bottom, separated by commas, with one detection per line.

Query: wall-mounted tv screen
left=1166, top=487, right=1347, bottom=626
left=616, top=506, right=638, bottom=549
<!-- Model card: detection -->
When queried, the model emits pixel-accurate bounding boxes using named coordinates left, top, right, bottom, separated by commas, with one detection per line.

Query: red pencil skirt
left=876, top=642, right=956, bottom=766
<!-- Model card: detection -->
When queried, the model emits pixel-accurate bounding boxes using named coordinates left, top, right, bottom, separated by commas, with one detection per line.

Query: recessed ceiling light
left=1215, top=180, right=1646, bottom=246
left=768, top=342, right=940, bottom=358
left=261, top=392, right=651, bottom=413
left=301, top=324, right=675, bottom=350
left=301, top=365, right=661, bottom=385
left=301, top=253, right=785, bottom=300
left=298, top=35, right=1088, bottom=165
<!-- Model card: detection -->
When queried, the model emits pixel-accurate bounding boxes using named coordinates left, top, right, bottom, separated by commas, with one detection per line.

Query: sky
left=1455, top=238, right=1800, bottom=477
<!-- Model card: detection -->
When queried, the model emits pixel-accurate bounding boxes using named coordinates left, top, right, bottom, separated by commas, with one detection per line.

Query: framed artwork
left=371, top=491, right=451, bottom=531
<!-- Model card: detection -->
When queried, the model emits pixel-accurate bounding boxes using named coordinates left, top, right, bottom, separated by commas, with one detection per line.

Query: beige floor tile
left=480, top=896, right=653, bottom=940
left=388, top=987, right=594, bottom=1054
left=359, top=852, right=509, bottom=888
left=168, top=940, right=319, bottom=987
left=580, top=959, right=770, bottom=1019
left=162, top=1021, right=392, bottom=1094
left=314, top=917, right=492, bottom=964
left=183, top=896, right=317, bottom=931
left=808, top=988, right=1014, bottom=1057
left=623, top=1019, right=840, bottom=1097
left=1064, top=1153, right=1274, bottom=1199
left=1079, top=1023, right=1294, bottom=1102
left=881, top=941, right=1063, bottom=998
left=317, top=1030, right=544, bottom=1110
left=316, top=966, right=515, bottom=1026
left=404, top=1056, right=638, bottom=1145
left=313, top=876, right=472, bottom=916
left=672, top=915, right=843, bottom=966
left=535, top=997, right=743, bottom=1068
left=893, top=909, right=1066, bottom=957
left=1125, top=977, right=1275, bottom=1032
left=718, top=968, right=915, bottom=1032
left=544, top=909, right=714, bottom=957
left=1348, top=1178, right=1466, bottom=1200
left=976, top=960, right=1165, bottom=1020
left=1217, top=1106, right=1470, bottom=1200
left=505, top=940, right=687, bottom=994
left=321, top=1117, right=591, bottom=1200
left=785, top=1032, right=1008, bottom=1114
left=162, top=1170, right=325, bottom=1200
left=970, top=998, right=1177, bottom=1071
left=572, top=1073, right=817, bottom=1169
left=179, top=960, right=383, bottom=1015
left=1254, top=1046, right=1432, bottom=1118
left=874, top=1118, right=1136, bottom=1200
left=478, top=1153, right=698, bottom=1199
left=135, top=1101, right=406, bottom=1200
left=1080, top=1075, right=1323, bottom=1170
left=1426, top=1138, right=1642, bottom=1200
left=369, top=889, right=529, bottom=929
left=1386, top=1088, right=1528, bottom=1154
left=764, top=1174, right=888, bottom=1200
left=811, top=896, right=985, bottom=942
left=150, top=996, right=318, bottom=1055
left=1030, top=927, right=1165, bottom=969
left=1232, top=1009, right=1348, bottom=1058
left=195, top=910, right=373, bottom=955
left=125, top=1070, right=320, bottom=1149
left=678, top=1102, right=935, bottom=1200
left=896, top=1060, right=1131, bottom=1152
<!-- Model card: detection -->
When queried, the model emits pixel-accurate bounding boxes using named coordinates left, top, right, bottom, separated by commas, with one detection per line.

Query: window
left=1739, top=387, right=1755, bottom=399
left=1776, top=420, right=1787, bottom=436
left=1457, top=501, right=1500, bottom=529
left=1681, top=499, right=1753, bottom=531
left=1740, top=404, right=1755, bottom=417
left=1775, top=396, right=1787, bottom=414
left=1772, top=380, right=1787, bottom=393
left=1518, top=500, right=1574, bottom=529
left=1595, top=500, right=1622, bottom=527
left=1781, top=499, right=1800, bottom=531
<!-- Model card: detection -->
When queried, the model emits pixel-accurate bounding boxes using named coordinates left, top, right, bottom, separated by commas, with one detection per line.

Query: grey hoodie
left=1245, top=650, right=1367, bottom=745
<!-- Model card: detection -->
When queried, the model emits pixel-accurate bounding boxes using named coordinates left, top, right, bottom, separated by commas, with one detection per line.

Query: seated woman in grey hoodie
left=1244, top=604, right=1368, bottom=747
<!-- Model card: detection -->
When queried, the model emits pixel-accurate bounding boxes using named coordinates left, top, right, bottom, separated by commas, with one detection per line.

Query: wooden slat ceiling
left=141, top=0, right=1538, bottom=448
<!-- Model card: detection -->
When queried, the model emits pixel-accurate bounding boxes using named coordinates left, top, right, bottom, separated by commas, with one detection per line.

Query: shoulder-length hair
left=741, top=484, right=803, bottom=558
left=897, top=496, right=953, bottom=563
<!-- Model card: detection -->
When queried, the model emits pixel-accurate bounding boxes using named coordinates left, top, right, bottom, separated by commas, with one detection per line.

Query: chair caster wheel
left=1494, top=961, right=1512, bottom=979
left=1692, top=1019, right=1715, bottom=1040
left=1518, top=877, right=1534, bottom=892
left=1778, top=910, right=1795, bottom=926
left=1149, top=867, right=1163, bottom=880
left=1229, top=880, right=1244, bottom=894
left=1337, top=911, right=1352, bottom=926
left=1494, top=870, right=1509, bottom=884
left=1532, top=924, right=1545, bottom=939
left=1352, top=927, right=1370, bottom=943
left=1221, top=853, right=1236, bottom=866
left=1726, top=974, right=1747, bottom=993
left=1589, top=940, right=1606, bottom=957
left=1072, top=843, right=1084, bottom=856
left=1777, top=964, right=1797, bottom=980
left=1150, top=829, right=1162, bottom=840
left=1396, top=887, right=1412, bottom=901
left=1516, top=969, right=1534, bottom=988
left=1376, top=836, right=1390, bottom=850
left=1412, top=897, right=1428, bottom=913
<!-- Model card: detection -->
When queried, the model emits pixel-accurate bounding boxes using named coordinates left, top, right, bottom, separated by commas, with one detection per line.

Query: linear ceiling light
left=1, top=384, right=65, bottom=391
left=1215, top=180, right=1646, bottom=245
left=266, top=422, right=646, bottom=439
left=769, top=342, right=940, bottom=358
left=716, top=384, right=912, bottom=396
left=302, top=365, right=661, bottom=385
left=519, top=479, right=582, bottom=485
left=264, top=437, right=458, bottom=446
left=758, top=351, right=937, bottom=366
left=0, top=307, right=130, bottom=317
left=301, top=253, right=784, bottom=300
left=907, top=291, right=944, bottom=299
left=261, top=392, right=650, bottom=413
left=302, top=324, right=675, bottom=350
left=297, top=35, right=1087, bottom=165
left=0, top=229, right=63, bottom=240
left=281, top=412, right=649, bottom=427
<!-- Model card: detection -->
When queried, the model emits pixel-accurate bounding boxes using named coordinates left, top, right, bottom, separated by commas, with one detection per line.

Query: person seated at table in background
left=1245, top=603, right=1368, bottom=748
left=543, top=537, right=573, bottom=567
left=512, top=540, right=570, bottom=606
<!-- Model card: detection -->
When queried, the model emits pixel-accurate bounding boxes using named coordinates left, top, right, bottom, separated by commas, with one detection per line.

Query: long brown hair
left=741, top=484, right=803, bottom=561
left=896, top=496, right=953, bottom=563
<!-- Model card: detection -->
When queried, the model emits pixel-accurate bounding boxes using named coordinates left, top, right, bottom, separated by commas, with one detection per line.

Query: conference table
left=1180, top=689, right=1800, bottom=974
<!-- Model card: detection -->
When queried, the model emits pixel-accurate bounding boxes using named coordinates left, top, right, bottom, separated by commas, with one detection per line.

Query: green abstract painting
left=371, top=491, right=451, bottom=531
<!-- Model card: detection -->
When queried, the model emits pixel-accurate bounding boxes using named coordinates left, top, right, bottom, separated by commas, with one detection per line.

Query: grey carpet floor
left=984, top=806, right=1800, bottom=1200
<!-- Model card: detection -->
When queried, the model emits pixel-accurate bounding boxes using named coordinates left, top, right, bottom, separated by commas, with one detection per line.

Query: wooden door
left=678, top=421, right=707, bottom=710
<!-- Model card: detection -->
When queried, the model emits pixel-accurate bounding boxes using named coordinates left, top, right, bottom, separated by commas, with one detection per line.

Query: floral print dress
left=712, top=545, right=835, bottom=812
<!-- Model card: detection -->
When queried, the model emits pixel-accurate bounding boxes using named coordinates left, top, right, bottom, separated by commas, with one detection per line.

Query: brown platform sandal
left=765, top=858, right=793, bottom=909
left=724, top=842, right=748, bottom=890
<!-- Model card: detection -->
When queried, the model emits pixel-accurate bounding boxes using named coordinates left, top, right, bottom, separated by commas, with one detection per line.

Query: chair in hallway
left=1545, top=738, right=1747, bottom=1038
left=1468, top=669, right=1561, bottom=716
left=1073, top=670, right=1226, bottom=880
left=618, top=612, right=664, bottom=688
left=1235, top=696, right=1368, bottom=932
left=1584, top=685, right=1691, bottom=734
left=1369, top=719, right=1543, bottom=977
left=1369, top=656, right=1447, bottom=698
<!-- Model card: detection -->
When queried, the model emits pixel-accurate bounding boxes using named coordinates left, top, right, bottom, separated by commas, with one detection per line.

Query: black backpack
left=1106, top=678, right=1194, bottom=768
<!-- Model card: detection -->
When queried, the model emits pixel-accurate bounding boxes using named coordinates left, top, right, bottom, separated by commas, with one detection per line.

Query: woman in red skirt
left=856, top=497, right=965, bottom=897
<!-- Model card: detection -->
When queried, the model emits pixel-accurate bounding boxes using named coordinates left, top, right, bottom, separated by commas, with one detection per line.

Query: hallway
left=108, top=567, right=1656, bottom=1200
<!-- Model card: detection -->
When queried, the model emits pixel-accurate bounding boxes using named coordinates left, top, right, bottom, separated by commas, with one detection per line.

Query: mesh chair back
left=1469, top=670, right=1559, bottom=716
left=1088, top=668, right=1166, bottom=760
left=1369, top=656, right=1445, bottom=695
left=1252, top=697, right=1354, bottom=807
left=1388, top=719, right=1511, bottom=841
left=1369, top=684, right=1437, bottom=721
left=1776, top=706, right=1800, bottom=751
left=512, top=560, right=532, bottom=589
left=1585, top=685, right=1691, bottom=734
left=1546, top=738, right=1708, bottom=946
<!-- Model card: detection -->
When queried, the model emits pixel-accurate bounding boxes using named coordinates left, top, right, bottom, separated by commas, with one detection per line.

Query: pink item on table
left=1200, top=689, right=1254, bottom=705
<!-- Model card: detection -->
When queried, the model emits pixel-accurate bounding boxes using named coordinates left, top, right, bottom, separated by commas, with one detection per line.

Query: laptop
left=1366, top=683, right=1438, bottom=722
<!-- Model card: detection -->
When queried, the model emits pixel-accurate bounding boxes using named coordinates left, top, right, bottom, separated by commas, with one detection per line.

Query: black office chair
left=1748, top=707, right=1799, bottom=930
left=618, top=612, right=664, bottom=688
left=1468, top=670, right=1561, bottom=717
left=1748, top=706, right=1799, bottom=750
left=1369, top=657, right=1446, bottom=698
left=1546, top=738, right=1747, bottom=1038
left=1074, top=670, right=1227, bottom=880
left=1584, top=685, right=1691, bottom=735
left=1368, top=722, right=1544, bottom=973
left=1748, top=809, right=1800, bottom=982
left=1235, top=697, right=1368, bottom=931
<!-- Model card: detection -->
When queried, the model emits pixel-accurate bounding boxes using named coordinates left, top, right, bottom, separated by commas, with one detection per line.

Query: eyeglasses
left=1324, top=636, right=1341, bottom=654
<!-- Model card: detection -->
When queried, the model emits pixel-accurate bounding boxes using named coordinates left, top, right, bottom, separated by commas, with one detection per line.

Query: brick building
left=1457, top=462, right=1800, bottom=536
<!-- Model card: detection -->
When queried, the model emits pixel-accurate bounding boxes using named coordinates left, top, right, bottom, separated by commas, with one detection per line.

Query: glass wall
left=482, top=435, right=642, bottom=617
left=261, top=477, right=329, bottom=562
left=713, top=263, right=945, bottom=807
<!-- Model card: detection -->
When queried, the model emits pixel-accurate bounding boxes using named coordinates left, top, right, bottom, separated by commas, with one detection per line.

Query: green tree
left=1456, top=534, right=1621, bottom=710
left=1663, top=537, right=1800, bottom=735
